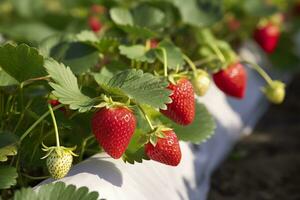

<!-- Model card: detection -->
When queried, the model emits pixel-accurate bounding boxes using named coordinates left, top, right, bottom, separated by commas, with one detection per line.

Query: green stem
left=137, top=105, right=154, bottom=130
left=183, top=54, right=197, bottom=75
left=159, top=48, right=168, bottom=77
left=208, top=43, right=226, bottom=63
left=48, top=104, right=60, bottom=147
left=13, top=100, right=33, bottom=134
left=241, top=60, right=273, bottom=85
left=79, top=135, right=94, bottom=161
left=194, top=56, right=220, bottom=67
left=19, top=104, right=63, bottom=142
left=21, top=173, right=50, bottom=180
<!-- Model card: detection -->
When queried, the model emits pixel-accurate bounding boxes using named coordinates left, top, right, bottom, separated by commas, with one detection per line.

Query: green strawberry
left=262, top=80, right=285, bottom=104
left=42, top=145, right=77, bottom=179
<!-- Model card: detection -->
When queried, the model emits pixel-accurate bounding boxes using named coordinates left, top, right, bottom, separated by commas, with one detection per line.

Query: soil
left=208, top=74, right=300, bottom=200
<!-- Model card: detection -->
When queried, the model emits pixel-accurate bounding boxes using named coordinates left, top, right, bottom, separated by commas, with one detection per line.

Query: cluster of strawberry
left=88, top=4, right=105, bottom=33
left=91, top=78, right=195, bottom=166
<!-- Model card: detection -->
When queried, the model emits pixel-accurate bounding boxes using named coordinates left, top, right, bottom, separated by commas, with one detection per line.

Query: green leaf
left=119, top=45, right=155, bottom=63
left=0, top=43, right=45, bottom=82
left=160, top=102, right=216, bottom=144
left=243, top=0, right=278, bottom=17
left=50, top=42, right=99, bottom=75
left=44, top=58, right=96, bottom=112
left=0, top=166, right=18, bottom=189
left=0, top=22, right=57, bottom=44
left=0, top=132, right=18, bottom=162
left=110, top=7, right=134, bottom=25
left=156, top=40, right=185, bottom=69
left=13, top=182, right=99, bottom=200
left=75, top=32, right=119, bottom=53
left=132, top=5, right=166, bottom=29
left=168, top=0, right=223, bottom=27
left=119, top=25, right=157, bottom=39
left=98, top=69, right=172, bottom=110
left=12, top=0, right=44, bottom=18
left=123, top=129, right=149, bottom=164
left=0, top=68, right=18, bottom=86
left=0, top=145, right=17, bottom=162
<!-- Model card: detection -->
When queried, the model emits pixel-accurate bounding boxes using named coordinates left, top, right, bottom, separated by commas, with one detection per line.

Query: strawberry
left=88, top=16, right=102, bottom=32
left=150, top=39, right=158, bottom=48
left=48, top=99, right=66, bottom=113
left=192, top=69, right=211, bottom=96
left=262, top=80, right=285, bottom=104
left=145, top=130, right=181, bottom=166
left=160, top=78, right=195, bottom=125
left=91, top=107, right=136, bottom=159
left=213, top=62, right=247, bottom=99
left=42, top=145, right=77, bottom=179
left=254, top=23, right=280, bottom=54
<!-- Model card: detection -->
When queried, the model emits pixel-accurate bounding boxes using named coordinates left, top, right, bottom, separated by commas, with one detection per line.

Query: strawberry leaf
left=0, top=68, right=18, bottom=86
left=156, top=40, right=185, bottom=70
left=0, top=131, right=18, bottom=162
left=123, top=129, right=149, bottom=164
left=119, top=45, right=155, bottom=63
left=119, top=24, right=157, bottom=39
left=160, top=102, right=216, bottom=144
left=96, top=69, right=172, bottom=110
left=13, top=182, right=99, bottom=200
left=132, top=5, right=166, bottom=29
left=44, top=58, right=96, bottom=112
left=0, top=43, right=45, bottom=82
left=168, top=0, right=223, bottom=27
left=110, top=7, right=134, bottom=26
left=0, top=166, right=18, bottom=189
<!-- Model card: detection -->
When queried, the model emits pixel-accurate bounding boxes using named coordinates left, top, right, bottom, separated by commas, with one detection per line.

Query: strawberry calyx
left=139, top=125, right=172, bottom=147
left=41, top=143, right=78, bottom=160
left=94, top=95, right=130, bottom=109
left=167, top=72, right=188, bottom=85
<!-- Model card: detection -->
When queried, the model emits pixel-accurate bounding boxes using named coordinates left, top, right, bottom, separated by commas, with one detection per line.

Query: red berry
left=49, top=99, right=60, bottom=107
left=254, top=23, right=280, bottom=54
left=213, top=62, right=247, bottom=99
left=150, top=39, right=158, bottom=48
left=227, top=17, right=240, bottom=31
left=88, top=16, right=102, bottom=32
left=160, top=78, right=195, bottom=125
left=91, top=107, right=136, bottom=159
left=145, top=130, right=181, bottom=166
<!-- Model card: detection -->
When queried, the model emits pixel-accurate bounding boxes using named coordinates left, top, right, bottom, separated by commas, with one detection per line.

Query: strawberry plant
left=0, top=0, right=298, bottom=198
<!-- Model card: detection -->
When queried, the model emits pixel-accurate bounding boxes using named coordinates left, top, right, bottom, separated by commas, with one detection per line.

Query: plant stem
left=242, top=60, right=273, bottom=85
left=208, top=43, right=226, bottom=63
left=160, top=47, right=168, bottom=77
left=183, top=54, right=197, bottom=75
left=79, top=135, right=94, bottom=161
left=21, top=173, right=50, bottom=180
left=48, top=104, right=60, bottom=147
left=137, top=105, right=154, bottom=130
left=19, top=104, right=63, bottom=142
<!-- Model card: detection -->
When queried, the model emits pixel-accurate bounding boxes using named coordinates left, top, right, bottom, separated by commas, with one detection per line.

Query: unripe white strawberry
left=192, top=69, right=211, bottom=96
left=262, top=80, right=285, bottom=104
left=42, top=145, right=77, bottom=179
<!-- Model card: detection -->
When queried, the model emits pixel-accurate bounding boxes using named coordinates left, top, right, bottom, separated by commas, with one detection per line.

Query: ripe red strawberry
left=254, top=23, right=280, bottom=54
left=145, top=130, right=181, bottom=166
left=88, top=16, right=102, bottom=32
left=91, top=107, right=136, bottom=159
left=213, top=62, right=247, bottom=99
left=160, top=78, right=195, bottom=125
left=150, top=39, right=158, bottom=48
left=48, top=99, right=66, bottom=113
